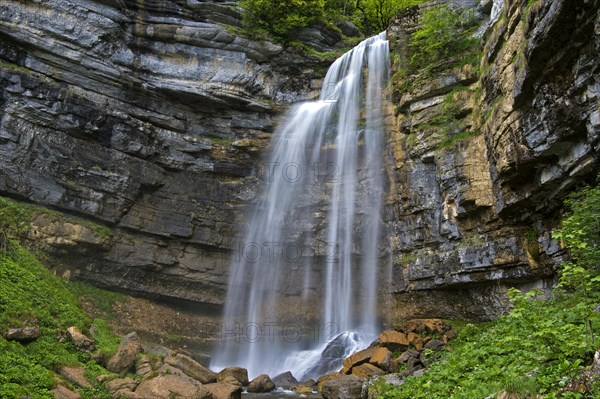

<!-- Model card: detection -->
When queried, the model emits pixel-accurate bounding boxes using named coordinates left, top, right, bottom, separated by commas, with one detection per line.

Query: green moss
left=482, top=95, right=504, bottom=122
left=0, top=195, right=123, bottom=398
left=393, top=253, right=417, bottom=265
left=0, top=196, right=112, bottom=241
left=0, top=244, right=88, bottom=331
left=437, top=130, right=479, bottom=150
left=90, top=319, right=120, bottom=360
left=0, top=60, right=33, bottom=75
left=209, top=136, right=237, bottom=145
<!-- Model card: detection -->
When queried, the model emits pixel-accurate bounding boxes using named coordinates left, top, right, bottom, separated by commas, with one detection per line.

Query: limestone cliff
left=0, top=0, right=335, bottom=306
left=385, top=0, right=599, bottom=320
left=1, top=0, right=598, bottom=322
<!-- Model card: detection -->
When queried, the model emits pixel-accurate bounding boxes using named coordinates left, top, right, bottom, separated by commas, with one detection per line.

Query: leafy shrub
left=409, top=6, right=479, bottom=71
left=240, top=0, right=326, bottom=41
left=379, top=179, right=600, bottom=399
left=239, top=0, right=425, bottom=42
left=553, top=180, right=600, bottom=274
left=353, top=0, right=424, bottom=34
left=0, top=241, right=118, bottom=398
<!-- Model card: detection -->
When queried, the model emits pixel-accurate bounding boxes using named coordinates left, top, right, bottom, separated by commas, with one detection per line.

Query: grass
left=289, top=40, right=355, bottom=61
left=0, top=195, right=124, bottom=398
left=379, top=290, right=600, bottom=399
left=68, top=281, right=125, bottom=318
left=437, top=130, right=479, bottom=149
left=0, top=196, right=112, bottom=241
left=0, top=59, right=34, bottom=75
left=0, top=243, right=116, bottom=398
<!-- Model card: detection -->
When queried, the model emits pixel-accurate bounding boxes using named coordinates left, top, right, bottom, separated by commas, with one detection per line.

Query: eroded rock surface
left=385, top=0, right=600, bottom=319
left=0, top=0, right=332, bottom=309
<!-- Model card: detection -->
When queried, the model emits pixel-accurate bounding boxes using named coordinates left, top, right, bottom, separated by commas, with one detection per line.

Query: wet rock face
left=0, top=0, right=332, bottom=305
left=385, top=0, right=600, bottom=320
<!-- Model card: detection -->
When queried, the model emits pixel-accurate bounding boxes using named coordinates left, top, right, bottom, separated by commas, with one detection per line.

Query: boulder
left=406, top=357, right=423, bottom=371
left=135, top=374, right=212, bottom=399
left=321, top=374, right=363, bottom=399
left=158, top=364, right=188, bottom=377
left=293, top=378, right=316, bottom=393
left=164, top=352, right=217, bottom=384
left=317, top=372, right=342, bottom=394
left=402, top=319, right=449, bottom=335
left=379, top=373, right=405, bottom=387
left=351, top=363, right=385, bottom=379
left=272, top=371, right=299, bottom=388
left=369, top=347, right=393, bottom=372
left=191, top=353, right=212, bottom=367
left=424, top=339, right=445, bottom=352
left=341, top=347, right=376, bottom=374
left=5, top=325, right=40, bottom=343
left=217, top=366, right=249, bottom=385
left=412, top=369, right=426, bottom=378
left=53, top=384, right=82, bottom=399
left=247, top=374, right=275, bottom=393
left=107, top=377, right=139, bottom=396
left=444, top=330, right=457, bottom=341
left=336, top=20, right=361, bottom=37
left=67, top=326, right=95, bottom=351
left=407, top=333, right=424, bottom=350
left=107, top=332, right=142, bottom=374
left=396, top=350, right=416, bottom=364
left=136, top=354, right=162, bottom=379
left=291, top=384, right=313, bottom=393
left=220, top=375, right=243, bottom=387
left=204, top=383, right=242, bottom=399
left=378, top=330, right=410, bottom=351
left=59, top=366, right=92, bottom=388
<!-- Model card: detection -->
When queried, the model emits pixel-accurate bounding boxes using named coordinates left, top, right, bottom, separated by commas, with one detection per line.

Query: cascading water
left=476, top=0, right=504, bottom=36
left=212, top=31, right=390, bottom=381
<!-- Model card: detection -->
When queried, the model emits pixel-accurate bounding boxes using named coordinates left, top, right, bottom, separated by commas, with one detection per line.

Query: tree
left=354, top=0, right=423, bottom=34
left=409, top=5, right=478, bottom=70
left=241, top=0, right=326, bottom=41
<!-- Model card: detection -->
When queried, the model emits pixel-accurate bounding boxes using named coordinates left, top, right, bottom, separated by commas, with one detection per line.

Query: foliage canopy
left=409, top=5, right=479, bottom=71
left=239, top=0, right=425, bottom=41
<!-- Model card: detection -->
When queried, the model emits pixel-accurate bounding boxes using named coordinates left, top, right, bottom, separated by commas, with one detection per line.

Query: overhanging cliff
left=385, top=0, right=599, bottom=320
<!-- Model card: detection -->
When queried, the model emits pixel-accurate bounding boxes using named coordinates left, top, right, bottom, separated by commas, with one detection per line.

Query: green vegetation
left=414, top=85, right=480, bottom=150
left=238, top=0, right=425, bottom=43
left=0, top=196, right=122, bottom=398
left=240, top=0, right=326, bottom=41
left=380, top=179, right=600, bottom=398
left=437, top=130, right=478, bottom=149
left=0, top=60, right=34, bottom=75
left=353, top=0, right=424, bottom=34
left=0, top=196, right=112, bottom=240
left=553, top=181, right=600, bottom=275
left=0, top=243, right=115, bottom=398
left=408, top=6, right=480, bottom=73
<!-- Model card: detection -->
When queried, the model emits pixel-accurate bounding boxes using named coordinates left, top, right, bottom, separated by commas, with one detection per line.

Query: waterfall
left=476, top=0, right=504, bottom=37
left=212, top=31, right=390, bottom=381
left=489, top=0, right=504, bottom=25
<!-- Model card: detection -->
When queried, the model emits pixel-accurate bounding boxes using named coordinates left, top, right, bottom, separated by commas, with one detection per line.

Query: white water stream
left=212, top=31, right=390, bottom=381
